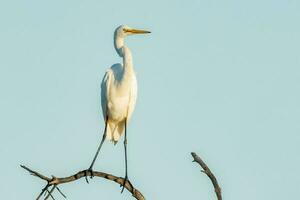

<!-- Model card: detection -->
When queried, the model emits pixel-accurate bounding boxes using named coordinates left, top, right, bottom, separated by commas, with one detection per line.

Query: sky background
left=1, top=0, right=300, bottom=199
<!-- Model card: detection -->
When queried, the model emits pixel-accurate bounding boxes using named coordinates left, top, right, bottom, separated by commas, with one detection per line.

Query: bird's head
left=114, top=25, right=151, bottom=38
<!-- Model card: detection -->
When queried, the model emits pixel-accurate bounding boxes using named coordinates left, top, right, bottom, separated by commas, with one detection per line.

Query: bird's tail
left=106, top=121, right=125, bottom=145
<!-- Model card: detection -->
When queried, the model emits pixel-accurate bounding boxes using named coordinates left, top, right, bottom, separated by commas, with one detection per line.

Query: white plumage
left=101, top=63, right=137, bottom=143
left=101, top=25, right=149, bottom=144
left=88, top=25, right=150, bottom=186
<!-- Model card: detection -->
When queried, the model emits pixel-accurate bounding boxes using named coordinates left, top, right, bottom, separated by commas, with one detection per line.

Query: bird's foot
left=120, top=175, right=133, bottom=193
left=84, top=167, right=94, bottom=184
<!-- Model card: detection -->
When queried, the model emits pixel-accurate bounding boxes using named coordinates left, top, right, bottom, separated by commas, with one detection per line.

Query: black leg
left=87, top=116, right=108, bottom=177
left=121, top=118, right=131, bottom=193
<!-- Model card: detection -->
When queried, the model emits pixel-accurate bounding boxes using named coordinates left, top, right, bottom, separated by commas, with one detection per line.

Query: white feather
left=101, top=64, right=137, bottom=143
left=100, top=25, right=148, bottom=144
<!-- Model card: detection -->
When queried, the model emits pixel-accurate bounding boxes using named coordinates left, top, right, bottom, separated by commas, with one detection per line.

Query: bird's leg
left=121, top=118, right=133, bottom=193
left=87, top=116, right=108, bottom=181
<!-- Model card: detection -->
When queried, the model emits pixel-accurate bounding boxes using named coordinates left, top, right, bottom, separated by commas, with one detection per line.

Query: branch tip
left=191, top=152, right=222, bottom=200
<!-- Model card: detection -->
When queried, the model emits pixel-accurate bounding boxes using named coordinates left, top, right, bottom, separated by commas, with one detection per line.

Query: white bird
left=88, top=25, right=150, bottom=189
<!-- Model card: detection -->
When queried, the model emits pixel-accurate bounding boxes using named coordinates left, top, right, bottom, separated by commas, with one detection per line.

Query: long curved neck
left=114, top=35, right=125, bottom=57
left=114, top=35, right=134, bottom=77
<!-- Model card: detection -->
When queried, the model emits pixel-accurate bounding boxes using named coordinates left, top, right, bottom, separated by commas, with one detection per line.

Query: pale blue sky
left=1, top=0, right=300, bottom=199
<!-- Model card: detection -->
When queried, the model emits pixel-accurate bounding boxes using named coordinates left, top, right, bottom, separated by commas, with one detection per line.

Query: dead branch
left=191, top=152, right=222, bottom=200
left=21, top=165, right=145, bottom=200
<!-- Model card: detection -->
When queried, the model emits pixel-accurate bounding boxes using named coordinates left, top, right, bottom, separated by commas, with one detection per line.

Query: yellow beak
left=124, top=28, right=151, bottom=34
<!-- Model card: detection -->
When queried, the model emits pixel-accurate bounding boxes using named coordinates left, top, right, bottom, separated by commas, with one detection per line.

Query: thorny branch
left=191, top=152, right=222, bottom=200
left=21, top=165, right=145, bottom=200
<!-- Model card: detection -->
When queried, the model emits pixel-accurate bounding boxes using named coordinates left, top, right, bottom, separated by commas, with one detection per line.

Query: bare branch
left=21, top=165, right=145, bottom=200
left=20, top=165, right=51, bottom=182
left=191, top=152, right=222, bottom=200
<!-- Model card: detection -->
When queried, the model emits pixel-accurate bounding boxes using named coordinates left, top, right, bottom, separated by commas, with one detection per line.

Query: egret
left=88, top=25, right=150, bottom=191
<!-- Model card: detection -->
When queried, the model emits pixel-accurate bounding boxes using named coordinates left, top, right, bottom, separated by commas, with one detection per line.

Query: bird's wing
left=101, top=69, right=112, bottom=119
left=127, top=74, right=138, bottom=121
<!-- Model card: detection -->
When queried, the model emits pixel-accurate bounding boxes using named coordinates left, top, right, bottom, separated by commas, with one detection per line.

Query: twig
left=36, top=184, right=50, bottom=200
left=21, top=165, right=51, bottom=182
left=45, top=185, right=56, bottom=200
left=56, top=187, right=66, bottom=199
left=191, top=152, right=222, bottom=200
left=21, top=165, right=145, bottom=200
